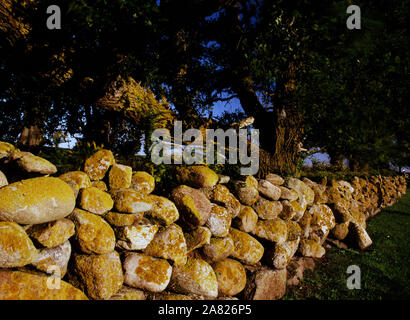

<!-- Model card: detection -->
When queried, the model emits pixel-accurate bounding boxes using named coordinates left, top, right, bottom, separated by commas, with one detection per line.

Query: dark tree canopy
left=0, top=0, right=408, bottom=173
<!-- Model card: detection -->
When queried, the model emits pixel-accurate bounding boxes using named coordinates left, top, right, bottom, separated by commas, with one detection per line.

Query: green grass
left=284, top=191, right=410, bottom=300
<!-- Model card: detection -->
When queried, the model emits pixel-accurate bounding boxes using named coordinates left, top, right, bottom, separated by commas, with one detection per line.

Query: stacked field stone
left=0, top=141, right=407, bottom=300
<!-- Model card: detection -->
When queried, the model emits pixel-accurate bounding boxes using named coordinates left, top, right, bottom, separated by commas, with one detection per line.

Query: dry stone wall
left=0, top=141, right=407, bottom=300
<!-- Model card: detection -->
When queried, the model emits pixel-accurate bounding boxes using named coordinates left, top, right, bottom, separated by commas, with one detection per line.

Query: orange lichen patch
left=59, top=171, right=91, bottom=190
left=108, top=286, right=146, bottom=300
left=26, top=218, right=75, bottom=248
left=112, top=188, right=153, bottom=213
left=123, top=253, right=172, bottom=292
left=69, top=208, right=115, bottom=254
left=103, top=211, right=143, bottom=227
left=205, top=204, right=231, bottom=237
left=108, top=164, right=132, bottom=190
left=252, top=197, right=283, bottom=220
left=131, top=171, right=155, bottom=194
left=115, top=223, right=159, bottom=250
left=92, top=180, right=108, bottom=191
left=14, top=152, right=57, bottom=174
left=0, top=221, right=38, bottom=268
left=212, top=258, right=246, bottom=296
left=84, top=149, right=115, bottom=181
left=229, top=228, right=264, bottom=265
left=78, top=187, right=114, bottom=215
left=184, top=226, right=212, bottom=252
left=202, top=236, right=234, bottom=263
left=143, top=224, right=187, bottom=266
left=0, top=177, right=76, bottom=224
left=170, top=257, right=218, bottom=298
left=0, top=141, right=15, bottom=159
left=146, top=195, right=179, bottom=225
left=176, top=166, right=219, bottom=188
left=253, top=218, right=288, bottom=243
left=0, top=270, right=88, bottom=300
left=72, top=251, right=123, bottom=300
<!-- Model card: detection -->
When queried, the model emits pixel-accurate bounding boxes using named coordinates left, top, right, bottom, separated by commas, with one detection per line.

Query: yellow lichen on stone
left=109, top=164, right=132, bottom=190
left=112, top=188, right=153, bottom=213
left=185, top=226, right=212, bottom=252
left=233, top=205, right=258, bottom=233
left=84, top=149, right=115, bottom=181
left=143, top=224, right=187, bottom=266
left=206, top=204, right=231, bottom=237
left=233, top=176, right=259, bottom=206
left=31, top=240, right=71, bottom=277
left=92, top=180, right=108, bottom=191
left=131, top=171, right=155, bottom=194
left=26, top=218, right=75, bottom=248
left=0, top=221, right=38, bottom=268
left=211, top=184, right=241, bottom=218
left=146, top=195, right=179, bottom=225
left=202, top=236, right=234, bottom=263
left=286, top=220, right=302, bottom=241
left=78, top=187, right=114, bottom=215
left=72, top=251, right=123, bottom=300
left=104, top=211, right=143, bottom=227
left=299, top=239, right=325, bottom=258
left=115, top=223, right=159, bottom=250
left=169, top=257, right=218, bottom=298
left=212, top=258, right=246, bottom=296
left=0, top=170, right=8, bottom=187
left=108, top=286, right=146, bottom=300
left=123, top=253, right=172, bottom=292
left=0, top=177, right=76, bottom=224
left=0, top=141, right=15, bottom=159
left=15, top=152, right=57, bottom=174
left=69, top=208, right=116, bottom=254
left=177, top=166, right=219, bottom=188
left=252, top=197, right=283, bottom=220
left=0, top=270, right=88, bottom=300
left=59, top=171, right=91, bottom=189
left=151, top=292, right=192, bottom=300
left=229, top=228, right=264, bottom=265
left=253, top=218, right=288, bottom=243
